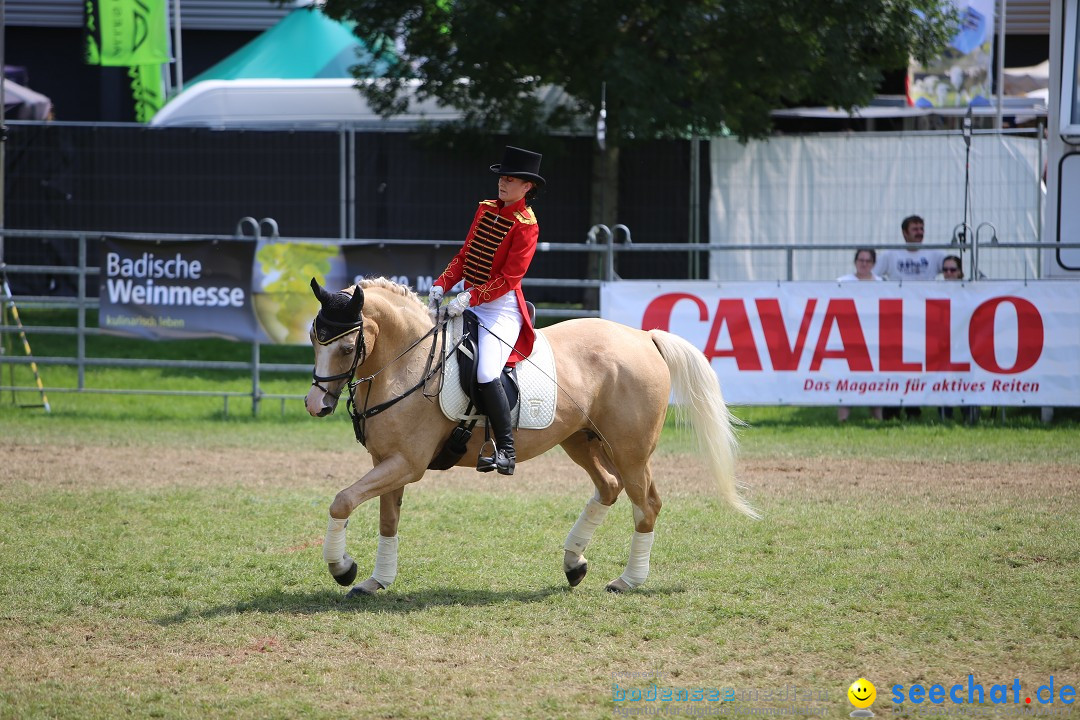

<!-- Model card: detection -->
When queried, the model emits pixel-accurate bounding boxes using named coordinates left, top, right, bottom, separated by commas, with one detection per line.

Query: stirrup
left=477, top=439, right=497, bottom=473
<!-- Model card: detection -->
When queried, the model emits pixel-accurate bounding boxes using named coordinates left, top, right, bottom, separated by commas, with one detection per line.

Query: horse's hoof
left=565, top=560, right=588, bottom=587
left=346, top=577, right=385, bottom=598
left=329, top=555, right=358, bottom=587
left=605, top=578, right=631, bottom=593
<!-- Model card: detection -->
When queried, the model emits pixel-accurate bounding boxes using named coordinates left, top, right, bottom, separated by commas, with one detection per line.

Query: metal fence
left=2, top=226, right=1072, bottom=413
left=3, top=122, right=703, bottom=292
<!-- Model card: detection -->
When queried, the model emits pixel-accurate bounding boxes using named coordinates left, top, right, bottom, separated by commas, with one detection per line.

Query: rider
left=427, top=145, right=543, bottom=476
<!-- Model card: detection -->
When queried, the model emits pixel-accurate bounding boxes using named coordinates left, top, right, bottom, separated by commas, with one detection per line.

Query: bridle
left=310, top=310, right=462, bottom=446
left=311, top=312, right=368, bottom=400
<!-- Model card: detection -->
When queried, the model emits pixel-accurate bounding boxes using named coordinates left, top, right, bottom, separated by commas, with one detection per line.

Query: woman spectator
left=837, top=249, right=883, bottom=422
left=938, top=255, right=979, bottom=423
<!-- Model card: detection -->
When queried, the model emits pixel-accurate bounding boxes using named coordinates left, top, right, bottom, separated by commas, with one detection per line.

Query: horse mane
left=356, top=276, right=425, bottom=307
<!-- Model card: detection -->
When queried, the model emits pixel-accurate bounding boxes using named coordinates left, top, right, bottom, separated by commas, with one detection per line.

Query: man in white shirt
left=875, top=219, right=936, bottom=420
left=874, top=215, right=946, bottom=281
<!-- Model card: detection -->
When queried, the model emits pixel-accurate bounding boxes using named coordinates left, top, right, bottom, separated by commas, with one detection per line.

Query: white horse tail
left=649, top=330, right=760, bottom=520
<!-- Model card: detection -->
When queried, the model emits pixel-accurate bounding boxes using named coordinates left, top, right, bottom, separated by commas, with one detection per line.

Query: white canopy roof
left=151, top=77, right=579, bottom=131
left=150, top=78, right=460, bottom=129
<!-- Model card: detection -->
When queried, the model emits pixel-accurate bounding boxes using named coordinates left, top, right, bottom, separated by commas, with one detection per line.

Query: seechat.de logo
left=848, top=678, right=877, bottom=718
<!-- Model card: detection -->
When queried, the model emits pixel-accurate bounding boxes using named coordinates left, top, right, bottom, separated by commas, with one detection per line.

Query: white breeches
left=471, top=293, right=523, bottom=384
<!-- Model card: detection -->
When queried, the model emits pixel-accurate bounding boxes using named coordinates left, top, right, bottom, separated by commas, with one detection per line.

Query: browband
left=314, top=312, right=363, bottom=345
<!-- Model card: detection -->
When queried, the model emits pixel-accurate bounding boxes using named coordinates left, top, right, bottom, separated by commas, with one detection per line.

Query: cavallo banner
left=601, top=281, right=1080, bottom=407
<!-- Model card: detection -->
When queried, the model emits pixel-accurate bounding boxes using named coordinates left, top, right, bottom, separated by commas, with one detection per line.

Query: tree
left=320, top=0, right=957, bottom=228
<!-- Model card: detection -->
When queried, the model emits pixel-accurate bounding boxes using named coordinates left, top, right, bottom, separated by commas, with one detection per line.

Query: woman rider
left=427, top=146, right=544, bottom=476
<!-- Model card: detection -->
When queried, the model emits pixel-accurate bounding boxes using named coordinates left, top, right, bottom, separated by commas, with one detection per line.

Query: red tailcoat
left=433, top=196, right=538, bottom=364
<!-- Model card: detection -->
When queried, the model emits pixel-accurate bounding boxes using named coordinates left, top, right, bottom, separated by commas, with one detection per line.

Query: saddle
left=429, top=304, right=557, bottom=471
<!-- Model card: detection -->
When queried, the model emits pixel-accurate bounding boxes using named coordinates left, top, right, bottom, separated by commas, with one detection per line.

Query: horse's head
left=306, top=278, right=365, bottom=417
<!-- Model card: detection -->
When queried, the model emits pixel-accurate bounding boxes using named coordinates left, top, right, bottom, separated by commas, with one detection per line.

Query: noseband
left=311, top=311, right=367, bottom=399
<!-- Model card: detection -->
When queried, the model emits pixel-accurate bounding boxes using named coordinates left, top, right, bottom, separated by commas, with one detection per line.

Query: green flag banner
left=129, top=64, right=166, bottom=123
left=85, top=0, right=169, bottom=67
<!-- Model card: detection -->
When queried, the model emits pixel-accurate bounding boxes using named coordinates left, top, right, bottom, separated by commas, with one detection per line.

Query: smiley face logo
left=848, top=678, right=877, bottom=709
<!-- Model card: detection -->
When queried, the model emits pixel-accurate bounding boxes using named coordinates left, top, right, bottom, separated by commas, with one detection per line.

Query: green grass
left=1, top=459, right=1077, bottom=719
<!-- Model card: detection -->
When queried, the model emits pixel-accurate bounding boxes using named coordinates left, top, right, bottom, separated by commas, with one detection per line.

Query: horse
left=305, top=277, right=757, bottom=596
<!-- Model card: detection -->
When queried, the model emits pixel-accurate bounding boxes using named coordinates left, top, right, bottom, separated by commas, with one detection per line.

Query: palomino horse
left=305, top=277, right=757, bottom=595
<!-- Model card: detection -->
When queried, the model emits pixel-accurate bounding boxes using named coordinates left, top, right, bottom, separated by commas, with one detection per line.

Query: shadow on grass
left=156, top=583, right=685, bottom=624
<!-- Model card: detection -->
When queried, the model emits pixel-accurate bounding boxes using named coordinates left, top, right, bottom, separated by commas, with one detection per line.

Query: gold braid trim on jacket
left=437, top=256, right=462, bottom=287
left=472, top=276, right=508, bottom=303
left=463, top=210, right=514, bottom=285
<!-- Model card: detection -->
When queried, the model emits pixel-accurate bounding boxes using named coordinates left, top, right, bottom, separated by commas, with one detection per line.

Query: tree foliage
left=320, top=0, right=958, bottom=143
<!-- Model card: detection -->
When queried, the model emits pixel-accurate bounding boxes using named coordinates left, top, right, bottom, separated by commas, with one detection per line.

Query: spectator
left=941, top=254, right=963, bottom=281
left=877, top=215, right=943, bottom=420
left=938, top=255, right=979, bottom=424
left=837, top=249, right=883, bottom=422
left=874, top=215, right=947, bottom=281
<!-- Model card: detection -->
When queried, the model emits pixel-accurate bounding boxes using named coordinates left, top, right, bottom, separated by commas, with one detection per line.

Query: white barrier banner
left=600, top=281, right=1080, bottom=406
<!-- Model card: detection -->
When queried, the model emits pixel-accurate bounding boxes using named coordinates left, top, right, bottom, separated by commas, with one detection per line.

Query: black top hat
left=490, top=145, right=545, bottom=187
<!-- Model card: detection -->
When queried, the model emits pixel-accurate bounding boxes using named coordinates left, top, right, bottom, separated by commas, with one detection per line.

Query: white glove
left=427, top=286, right=444, bottom=320
left=446, top=291, right=472, bottom=318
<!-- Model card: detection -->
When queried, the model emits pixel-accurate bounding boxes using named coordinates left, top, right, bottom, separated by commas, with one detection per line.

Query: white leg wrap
left=563, top=496, right=612, bottom=556
left=323, top=516, right=348, bottom=564
left=618, top=531, right=655, bottom=589
left=371, top=535, right=399, bottom=588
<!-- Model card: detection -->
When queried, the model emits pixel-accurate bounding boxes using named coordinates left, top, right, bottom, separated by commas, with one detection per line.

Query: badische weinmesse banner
left=601, top=281, right=1080, bottom=407
left=99, top=237, right=453, bottom=344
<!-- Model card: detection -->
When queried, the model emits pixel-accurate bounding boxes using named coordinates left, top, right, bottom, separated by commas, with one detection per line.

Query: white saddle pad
left=438, top=314, right=557, bottom=430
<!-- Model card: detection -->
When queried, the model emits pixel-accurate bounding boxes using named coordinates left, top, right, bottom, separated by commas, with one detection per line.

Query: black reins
left=311, top=311, right=462, bottom=446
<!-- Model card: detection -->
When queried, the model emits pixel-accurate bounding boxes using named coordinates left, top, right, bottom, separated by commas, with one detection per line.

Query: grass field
left=2, top=311, right=1079, bottom=719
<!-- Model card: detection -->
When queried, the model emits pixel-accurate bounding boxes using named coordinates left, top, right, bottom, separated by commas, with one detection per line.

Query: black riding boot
left=477, top=380, right=516, bottom=476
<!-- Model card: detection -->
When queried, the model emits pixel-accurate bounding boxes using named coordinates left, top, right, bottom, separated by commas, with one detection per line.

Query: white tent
left=150, top=78, right=446, bottom=129
left=150, top=77, right=578, bottom=131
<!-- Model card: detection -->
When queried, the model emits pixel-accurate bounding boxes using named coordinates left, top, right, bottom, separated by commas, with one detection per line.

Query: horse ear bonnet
left=313, top=280, right=364, bottom=345
left=321, top=290, right=359, bottom=321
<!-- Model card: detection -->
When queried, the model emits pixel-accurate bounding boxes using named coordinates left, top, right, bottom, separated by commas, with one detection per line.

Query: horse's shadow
left=156, top=583, right=682, bottom=625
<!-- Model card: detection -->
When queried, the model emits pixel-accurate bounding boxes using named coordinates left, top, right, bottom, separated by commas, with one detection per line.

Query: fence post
left=78, top=234, right=86, bottom=389
left=974, top=222, right=998, bottom=281
left=348, top=127, right=356, bottom=239
left=1037, top=120, right=1045, bottom=272
left=237, top=219, right=267, bottom=416
left=689, top=136, right=701, bottom=279
left=340, top=128, right=348, bottom=240
left=586, top=224, right=611, bottom=310
left=251, top=340, right=261, bottom=416
left=605, top=228, right=615, bottom=282
left=611, top=224, right=632, bottom=282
